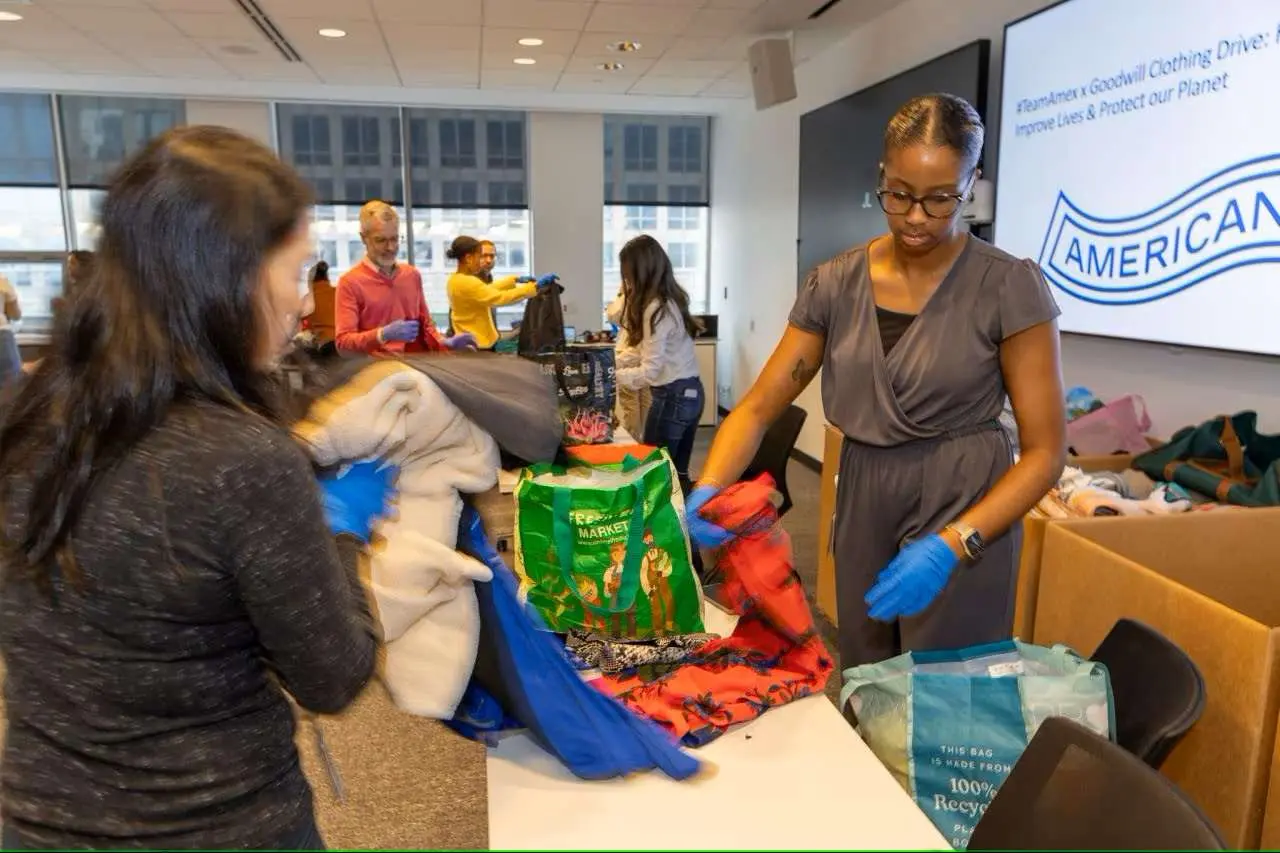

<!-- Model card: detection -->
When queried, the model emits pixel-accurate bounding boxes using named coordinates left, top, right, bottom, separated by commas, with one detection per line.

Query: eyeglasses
left=364, top=234, right=400, bottom=248
left=876, top=188, right=968, bottom=218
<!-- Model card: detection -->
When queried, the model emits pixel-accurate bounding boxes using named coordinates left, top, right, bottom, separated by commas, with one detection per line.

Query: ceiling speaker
left=747, top=38, right=798, bottom=110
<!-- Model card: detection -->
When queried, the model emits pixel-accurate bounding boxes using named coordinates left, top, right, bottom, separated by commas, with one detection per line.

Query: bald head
left=359, top=200, right=400, bottom=271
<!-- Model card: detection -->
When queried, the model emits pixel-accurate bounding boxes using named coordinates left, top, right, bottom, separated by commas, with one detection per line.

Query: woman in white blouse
left=615, top=235, right=704, bottom=492
left=607, top=289, right=650, bottom=438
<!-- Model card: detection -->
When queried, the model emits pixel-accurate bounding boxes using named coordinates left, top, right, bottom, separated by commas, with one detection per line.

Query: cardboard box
left=816, top=424, right=843, bottom=624
left=1013, top=451, right=1140, bottom=640
left=1033, top=510, right=1280, bottom=849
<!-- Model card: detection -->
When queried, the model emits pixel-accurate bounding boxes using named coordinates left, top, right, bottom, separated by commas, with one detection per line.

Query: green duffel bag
left=1133, top=411, right=1280, bottom=506
left=512, top=448, right=704, bottom=639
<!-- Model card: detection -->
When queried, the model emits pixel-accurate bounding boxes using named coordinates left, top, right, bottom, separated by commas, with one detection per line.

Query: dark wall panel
left=797, top=40, right=990, bottom=286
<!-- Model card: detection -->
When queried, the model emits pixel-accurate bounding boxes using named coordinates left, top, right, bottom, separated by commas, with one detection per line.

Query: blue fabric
left=865, top=533, right=958, bottom=621
left=446, top=683, right=521, bottom=746
left=316, top=461, right=397, bottom=542
left=454, top=506, right=701, bottom=781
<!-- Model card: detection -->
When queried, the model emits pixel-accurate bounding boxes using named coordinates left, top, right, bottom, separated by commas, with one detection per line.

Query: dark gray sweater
left=0, top=401, right=378, bottom=849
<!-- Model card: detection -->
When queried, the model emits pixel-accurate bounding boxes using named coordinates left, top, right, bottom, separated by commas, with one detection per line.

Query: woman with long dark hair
left=0, top=126, right=383, bottom=849
left=616, top=235, right=704, bottom=491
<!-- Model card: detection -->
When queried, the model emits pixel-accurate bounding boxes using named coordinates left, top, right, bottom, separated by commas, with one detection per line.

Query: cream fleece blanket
left=294, top=360, right=500, bottom=719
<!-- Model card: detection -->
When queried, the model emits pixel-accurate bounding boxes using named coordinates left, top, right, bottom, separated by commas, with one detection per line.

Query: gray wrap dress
left=789, top=236, right=1060, bottom=668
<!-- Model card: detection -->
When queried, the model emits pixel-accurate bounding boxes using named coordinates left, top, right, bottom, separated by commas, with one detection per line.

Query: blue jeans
left=0, top=328, right=20, bottom=384
left=643, top=376, right=705, bottom=493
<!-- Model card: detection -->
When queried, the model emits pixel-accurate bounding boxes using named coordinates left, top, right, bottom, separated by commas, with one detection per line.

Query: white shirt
left=615, top=299, right=700, bottom=391
left=0, top=275, right=18, bottom=332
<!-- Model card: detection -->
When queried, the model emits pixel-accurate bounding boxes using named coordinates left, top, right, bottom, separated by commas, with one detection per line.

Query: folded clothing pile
left=591, top=476, right=834, bottom=747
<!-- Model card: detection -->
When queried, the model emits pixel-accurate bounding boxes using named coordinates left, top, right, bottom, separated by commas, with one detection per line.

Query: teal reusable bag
left=841, top=640, right=1114, bottom=850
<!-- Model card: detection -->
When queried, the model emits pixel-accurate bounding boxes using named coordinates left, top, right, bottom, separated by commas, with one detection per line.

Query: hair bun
left=445, top=248, right=458, bottom=260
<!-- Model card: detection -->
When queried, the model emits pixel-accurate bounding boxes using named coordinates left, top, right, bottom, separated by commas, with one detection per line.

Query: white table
left=486, top=604, right=946, bottom=850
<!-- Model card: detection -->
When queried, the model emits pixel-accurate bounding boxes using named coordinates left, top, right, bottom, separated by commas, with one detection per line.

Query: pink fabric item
left=1066, top=394, right=1151, bottom=455
left=335, top=259, right=443, bottom=354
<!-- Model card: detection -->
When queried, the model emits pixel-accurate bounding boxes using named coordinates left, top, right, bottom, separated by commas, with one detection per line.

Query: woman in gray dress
left=689, top=94, right=1066, bottom=668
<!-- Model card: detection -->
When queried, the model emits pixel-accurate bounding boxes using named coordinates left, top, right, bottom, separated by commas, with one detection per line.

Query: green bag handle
left=551, top=483, right=647, bottom=615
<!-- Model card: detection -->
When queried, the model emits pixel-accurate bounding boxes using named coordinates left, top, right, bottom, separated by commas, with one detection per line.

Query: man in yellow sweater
left=446, top=236, right=558, bottom=349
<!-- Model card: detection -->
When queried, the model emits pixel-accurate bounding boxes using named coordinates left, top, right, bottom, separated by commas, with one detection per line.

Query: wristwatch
left=945, top=522, right=986, bottom=562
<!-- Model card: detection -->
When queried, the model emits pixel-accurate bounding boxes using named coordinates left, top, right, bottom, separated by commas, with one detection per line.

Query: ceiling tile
left=555, top=73, right=635, bottom=95
left=0, top=20, right=110, bottom=52
left=196, top=38, right=281, bottom=62
left=584, top=4, right=697, bottom=34
left=480, top=69, right=563, bottom=90
left=164, top=12, right=261, bottom=40
left=688, top=6, right=756, bottom=34
left=0, top=52, right=62, bottom=74
left=628, top=75, right=717, bottom=96
left=481, top=51, right=569, bottom=73
left=564, top=55, right=653, bottom=76
left=700, top=76, right=752, bottom=97
left=593, top=0, right=704, bottom=5
left=51, top=6, right=185, bottom=35
left=232, top=60, right=322, bottom=81
left=47, top=53, right=146, bottom=75
left=33, top=0, right=144, bottom=7
left=383, top=24, right=481, bottom=51
left=148, top=0, right=239, bottom=11
left=661, top=36, right=729, bottom=60
left=314, top=65, right=404, bottom=86
left=647, top=58, right=738, bottom=78
left=481, top=26, right=581, bottom=54
left=284, top=20, right=390, bottom=56
left=257, top=0, right=376, bottom=21
left=372, top=0, right=483, bottom=25
left=391, top=48, right=479, bottom=71
left=398, top=69, right=480, bottom=88
left=94, top=34, right=208, bottom=59
left=706, top=0, right=769, bottom=7
left=573, top=31, right=673, bottom=56
left=137, top=56, right=237, bottom=78
left=480, top=0, right=593, bottom=32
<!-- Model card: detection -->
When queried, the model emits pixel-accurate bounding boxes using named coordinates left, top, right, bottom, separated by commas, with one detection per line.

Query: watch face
left=964, top=531, right=986, bottom=556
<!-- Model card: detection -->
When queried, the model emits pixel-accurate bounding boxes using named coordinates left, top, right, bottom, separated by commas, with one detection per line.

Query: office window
left=0, top=94, right=57, bottom=186
left=486, top=120, right=524, bottom=169
left=342, top=116, right=381, bottom=167
left=59, top=96, right=186, bottom=187
left=414, top=240, right=434, bottom=266
left=668, top=126, right=703, bottom=173
left=667, top=185, right=702, bottom=230
left=344, top=179, right=385, bottom=203
left=440, top=119, right=477, bottom=168
left=603, top=241, right=616, bottom=269
left=488, top=181, right=525, bottom=207
left=492, top=241, right=526, bottom=269
left=667, top=242, right=699, bottom=269
left=602, top=208, right=710, bottom=315
left=624, top=184, right=659, bottom=231
left=292, top=115, right=333, bottom=167
left=622, top=124, right=658, bottom=172
left=442, top=181, right=479, bottom=207
left=277, top=104, right=401, bottom=205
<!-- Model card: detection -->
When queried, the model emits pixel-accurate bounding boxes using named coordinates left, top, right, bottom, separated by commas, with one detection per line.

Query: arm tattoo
left=791, top=358, right=817, bottom=385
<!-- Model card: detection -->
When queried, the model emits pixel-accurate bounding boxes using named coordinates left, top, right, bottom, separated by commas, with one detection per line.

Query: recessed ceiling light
left=0, top=11, right=23, bottom=22
left=318, top=28, right=346, bottom=39
left=596, top=62, right=624, bottom=72
left=517, top=37, right=544, bottom=47
left=609, top=40, right=642, bottom=52
left=513, top=57, right=537, bottom=65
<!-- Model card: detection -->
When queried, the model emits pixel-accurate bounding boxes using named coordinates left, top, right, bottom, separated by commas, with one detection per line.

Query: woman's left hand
left=864, top=534, right=959, bottom=621
left=443, top=332, right=477, bottom=351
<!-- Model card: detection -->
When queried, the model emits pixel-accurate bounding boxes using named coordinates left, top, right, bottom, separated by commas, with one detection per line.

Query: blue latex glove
left=516, top=275, right=536, bottom=284
left=685, top=485, right=734, bottom=549
left=380, top=319, right=420, bottom=343
left=317, top=461, right=398, bottom=542
left=536, top=273, right=560, bottom=290
left=444, top=332, right=477, bottom=351
left=864, top=534, right=959, bottom=621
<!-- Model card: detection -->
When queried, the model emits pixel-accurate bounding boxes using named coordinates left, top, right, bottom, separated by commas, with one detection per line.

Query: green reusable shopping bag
left=512, top=448, right=704, bottom=639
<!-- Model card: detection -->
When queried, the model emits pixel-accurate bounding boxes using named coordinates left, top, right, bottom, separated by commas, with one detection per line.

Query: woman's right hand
left=318, top=461, right=398, bottom=542
left=686, top=484, right=734, bottom=548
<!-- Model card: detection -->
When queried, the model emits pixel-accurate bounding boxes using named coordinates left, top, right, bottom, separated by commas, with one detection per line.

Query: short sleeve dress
left=789, top=236, right=1060, bottom=666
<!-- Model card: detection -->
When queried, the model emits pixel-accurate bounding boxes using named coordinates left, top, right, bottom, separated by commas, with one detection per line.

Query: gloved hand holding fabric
left=317, top=460, right=398, bottom=543
left=443, top=332, right=477, bottom=351
left=535, top=273, right=560, bottom=291
left=864, top=534, right=959, bottom=621
left=685, top=484, right=734, bottom=548
left=379, top=319, right=420, bottom=344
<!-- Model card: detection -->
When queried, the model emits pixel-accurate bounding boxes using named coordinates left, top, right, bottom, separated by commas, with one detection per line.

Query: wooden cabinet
left=816, top=423, right=842, bottom=624
left=694, top=340, right=718, bottom=427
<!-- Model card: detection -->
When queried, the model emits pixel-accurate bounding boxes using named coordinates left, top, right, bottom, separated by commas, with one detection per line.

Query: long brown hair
left=618, top=235, right=701, bottom=345
left=0, top=125, right=312, bottom=591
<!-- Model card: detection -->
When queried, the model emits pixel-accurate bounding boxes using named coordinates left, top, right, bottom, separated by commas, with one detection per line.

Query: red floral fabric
left=593, top=476, right=833, bottom=746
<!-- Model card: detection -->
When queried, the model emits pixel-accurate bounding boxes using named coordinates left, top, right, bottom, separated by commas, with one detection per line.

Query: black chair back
left=969, top=716, right=1225, bottom=851
left=1091, top=618, right=1206, bottom=769
left=742, top=404, right=807, bottom=517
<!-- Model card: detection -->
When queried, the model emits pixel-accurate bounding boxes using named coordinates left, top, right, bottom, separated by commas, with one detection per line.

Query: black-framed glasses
left=875, top=187, right=968, bottom=218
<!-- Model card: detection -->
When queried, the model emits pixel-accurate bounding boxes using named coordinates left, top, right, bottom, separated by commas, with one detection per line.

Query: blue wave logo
left=1038, top=154, right=1280, bottom=305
